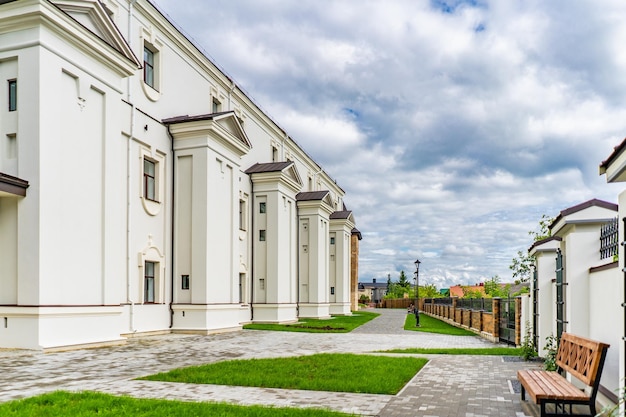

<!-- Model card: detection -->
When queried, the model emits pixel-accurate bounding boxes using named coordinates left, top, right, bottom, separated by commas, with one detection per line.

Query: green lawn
left=0, top=391, right=355, bottom=416
left=139, top=353, right=427, bottom=395
left=403, top=312, right=475, bottom=335
left=243, top=311, right=378, bottom=333
left=381, top=347, right=524, bottom=355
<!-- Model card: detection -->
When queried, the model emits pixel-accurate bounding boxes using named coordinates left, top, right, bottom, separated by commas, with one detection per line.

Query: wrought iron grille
left=556, top=249, right=565, bottom=339
left=600, top=217, right=618, bottom=260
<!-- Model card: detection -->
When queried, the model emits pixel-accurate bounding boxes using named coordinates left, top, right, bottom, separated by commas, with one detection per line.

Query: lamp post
left=414, top=258, right=421, bottom=327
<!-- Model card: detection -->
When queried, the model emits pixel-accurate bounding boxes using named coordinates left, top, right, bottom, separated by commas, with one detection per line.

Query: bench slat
left=518, top=370, right=588, bottom=402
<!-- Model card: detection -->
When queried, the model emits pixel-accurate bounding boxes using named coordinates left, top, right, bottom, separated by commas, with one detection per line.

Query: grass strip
left=139, top=353, right=427, bottom=395
left=381, top=347, right=524, bottom=355
left=0, top=391, right=354, bottom=416
left=243, top=311, right=379, bottom=333
left=403, top=312, right=475, bottom=335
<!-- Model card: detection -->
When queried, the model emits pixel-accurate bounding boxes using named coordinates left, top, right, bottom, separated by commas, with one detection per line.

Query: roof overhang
left=600, top=138, right=626, bottom=182
left=0, top=172, right=29, bottom=197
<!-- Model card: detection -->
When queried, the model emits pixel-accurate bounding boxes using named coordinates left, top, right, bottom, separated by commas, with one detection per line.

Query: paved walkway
left=0, top=309, right=542, bottom=416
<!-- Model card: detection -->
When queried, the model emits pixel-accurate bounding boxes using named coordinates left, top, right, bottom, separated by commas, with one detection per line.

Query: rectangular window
left=259, top=278, right=265, bottom=290
left=331, top=287, right=335, bottom=295
left=8, top=79, right=16, bottom=111
left=259, top=202, right=266, bottom=213
left=330, top=237, right=335, bottom=245
left=145, top=261, right=155, bottom=303
left=143, top=46, right=155, bottom=88
left=144, top=158, right=156, bottom=201
left=239, top=199, right=246, bottom=230
left=212, top=98, right=221, bottom=113
left=272, top=146, right=278, bottom=162
left=259, top=230, right=266, bottom=241
left=181, top=274, right=190, bottom=290
left=239, top=273, right=244, bottom=303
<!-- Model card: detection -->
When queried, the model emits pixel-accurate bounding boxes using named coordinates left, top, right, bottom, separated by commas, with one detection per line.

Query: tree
left=419, top=283, right=440, bottom=298
left=509, top=214, right=554, bottom=282
left=398, top=270, right=410, bottom=291
left=484, top=275, right=510, bottom=298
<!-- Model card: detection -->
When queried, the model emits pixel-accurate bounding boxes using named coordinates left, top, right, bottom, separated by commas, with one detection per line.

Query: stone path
left=0, top=309, right=543, bottom=416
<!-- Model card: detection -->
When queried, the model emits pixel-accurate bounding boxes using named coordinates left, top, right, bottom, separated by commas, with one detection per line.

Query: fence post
left=515, top=297, right=522, bottom=346
left=492, top=297, right=500, bottom=339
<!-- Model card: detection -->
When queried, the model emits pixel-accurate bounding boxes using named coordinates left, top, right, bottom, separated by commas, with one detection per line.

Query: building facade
left=0, top=0, right=358, bottom=350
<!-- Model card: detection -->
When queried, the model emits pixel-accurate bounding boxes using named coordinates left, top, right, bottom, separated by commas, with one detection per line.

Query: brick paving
left=0, top=309, right=543, bottom=416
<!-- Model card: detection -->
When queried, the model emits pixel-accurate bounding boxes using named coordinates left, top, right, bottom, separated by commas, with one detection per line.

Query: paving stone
left=0, top=308, right=543, bottom=416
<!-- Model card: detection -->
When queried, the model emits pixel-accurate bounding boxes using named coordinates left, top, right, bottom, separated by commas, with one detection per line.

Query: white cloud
left=153, top=0, right=626, bottom=288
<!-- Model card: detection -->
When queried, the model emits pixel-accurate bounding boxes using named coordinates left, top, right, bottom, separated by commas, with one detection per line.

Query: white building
left=530, top=198, right=621, bottom=407
left=0, top=0, right=358, bottom=350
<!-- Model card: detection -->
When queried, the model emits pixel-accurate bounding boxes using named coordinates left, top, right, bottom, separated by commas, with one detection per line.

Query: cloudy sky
left=152, top=0, right=626, bottom=288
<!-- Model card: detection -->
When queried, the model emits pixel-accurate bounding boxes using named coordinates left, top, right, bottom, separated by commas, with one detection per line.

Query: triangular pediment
left=51, top=0, right=140, bottom=67
left=213, top=112, right=252, bottom=150
left=283, top=164, right=302, bottom=187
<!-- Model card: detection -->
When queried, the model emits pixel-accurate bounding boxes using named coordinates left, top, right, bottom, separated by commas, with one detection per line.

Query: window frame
left=143, top=158, right=157, bottom=202
left=259, top=230, right=266, bottom=241
left=8, top=79, right=16, bottom=112
left=143, top=46, right=156, bottom=89
left=144, top=261, right=156, bottom=303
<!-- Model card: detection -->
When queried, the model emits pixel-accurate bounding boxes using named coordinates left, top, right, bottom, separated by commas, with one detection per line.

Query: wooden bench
left=517, top=333, right=610, bottom=417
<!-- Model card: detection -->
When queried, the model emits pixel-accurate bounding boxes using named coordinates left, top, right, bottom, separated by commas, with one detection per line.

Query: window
left=144, top=158, right=156, bottom=201
left=145, top=261, right=156, bottom=303
left=8, top=79, right=16, bottom=111
left=143, top=46, right=155, bottom=88
left=272, top=146, right=278, bottom=162
left=181, top=275, right=190, bottom=290
left=239, top=273, right=244, bottom=303
left=212, top=98, right=221, bottom=113
left=259, top=202, right=266, bottom=213
left=259, top=278, right=265, bottom=290
left=259, top=230, right=266, bottom=241
left=330, top=287, right=335, bottom=295
left=330, top=237, right=335, bottom=245
left=239, top=199, right=247, bottom=230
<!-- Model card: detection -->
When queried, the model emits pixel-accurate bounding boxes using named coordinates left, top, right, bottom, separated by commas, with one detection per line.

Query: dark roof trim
left=528, top=235, right=562, bottom=252
left=549, top=198, right=618, bottom=230
left=330, top=210, right=352, bottom=220
left=600, top=137, right=626, bottom=172
left=0, top=172, right=29, bottom=196
left=351, top=227, right=362, bottom=240
left=296, top=191, right=329, bottom=201
left=162, top=111, right=234, bottom=124
left=245, top=161, right=293, bottom=174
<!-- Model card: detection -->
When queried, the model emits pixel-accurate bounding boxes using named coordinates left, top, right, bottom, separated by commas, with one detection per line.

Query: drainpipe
left=126, top=0, right=139, bottom=334
left=249, top=176, right=254, bottom=321
left=167, top=125, right=175, bottom=328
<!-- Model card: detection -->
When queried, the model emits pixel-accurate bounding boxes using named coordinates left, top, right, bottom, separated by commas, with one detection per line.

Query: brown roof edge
left=0, top=172, right=29, bottom=196
left=245, top=161, right=293, bottom=174
left=599, top=137, right=626, bottom=173
left=549, top=198, right=618, bottom=230
left=528, top=235, right=562, bottom=252
left=162, top=111, right=234, bottom=124
left=296, top=191, right=330, bottom=201
left=352, top=227, right=362, bottom=240
left=330, top=210, right=352, bottom=220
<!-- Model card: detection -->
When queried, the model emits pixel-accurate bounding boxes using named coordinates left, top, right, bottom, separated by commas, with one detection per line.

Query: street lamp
left=414, top=258, right=421, bottom=327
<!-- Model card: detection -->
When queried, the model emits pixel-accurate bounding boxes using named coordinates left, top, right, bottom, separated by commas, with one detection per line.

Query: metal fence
left=455, top=298, right=493, bottom=312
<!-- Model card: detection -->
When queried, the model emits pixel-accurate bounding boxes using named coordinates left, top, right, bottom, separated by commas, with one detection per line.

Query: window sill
left=141, top=80, right=161, bottom=102
left=142, top=196, right=161, bottom=216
